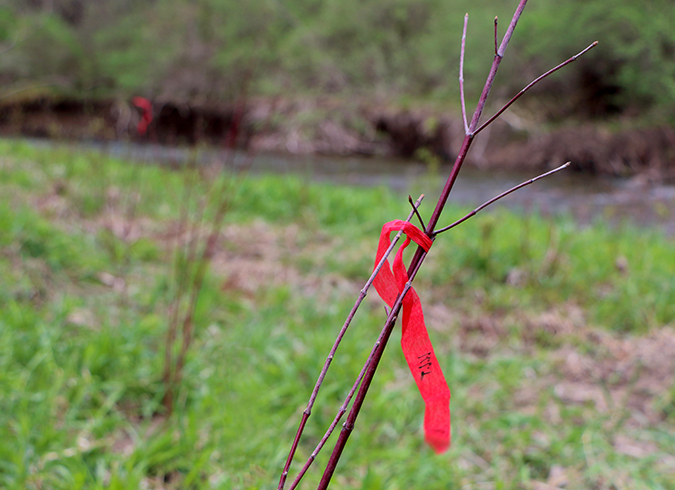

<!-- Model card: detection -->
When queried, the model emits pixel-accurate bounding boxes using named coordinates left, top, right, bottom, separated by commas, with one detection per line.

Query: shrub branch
left=474, top=41, right=598, bottom=136
left=278, top=0, right=597, bottom=487
left=460, top=13, right=469, bottom=135
left=434, top=162, right=571, bottom=235
left=277, top=195, right=425, bottom=490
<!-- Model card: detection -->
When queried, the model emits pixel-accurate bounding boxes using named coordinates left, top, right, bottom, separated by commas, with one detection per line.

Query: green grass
left=1, top=139, right=674, bottom=489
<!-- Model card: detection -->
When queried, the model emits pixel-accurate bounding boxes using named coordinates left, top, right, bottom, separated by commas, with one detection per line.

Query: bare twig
left=409, top=195, right=426, bottom=230
left=313, top=164, right=573, bottom=490
left=467, top=0, right=528, bottom=136
left=494, top=17, right=499, bottom=56
left=317, top=251, right=429, bottom=490
left=474, top=41, right=598, bottom=136
left=310, top=262, right=427, bottom=490
left=460, top=13, right=469, bottom=135
left=284, top=0, right=591, bottom=487
left=434, top=162, right=571, bottom=235
left=420, top=0, right=529, bottom=252
left=288, top=324, right=383, bottom=490
left=313, top=5, right=534, bottom=488
left=278, top=196, right=425, bottom=490
left=173, top=184, right=234, bottom=386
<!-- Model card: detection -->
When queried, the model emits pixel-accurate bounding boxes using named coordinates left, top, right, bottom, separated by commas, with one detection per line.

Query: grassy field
left=1, top=139, right=674, bottom=489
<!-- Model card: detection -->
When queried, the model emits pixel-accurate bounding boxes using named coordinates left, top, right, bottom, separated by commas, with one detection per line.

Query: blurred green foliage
left=0, top=0, right=674, bottom=118
left=518, top=0, right=675, bottom=122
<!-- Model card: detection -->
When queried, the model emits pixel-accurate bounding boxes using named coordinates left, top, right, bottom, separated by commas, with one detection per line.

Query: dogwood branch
left=434, top=162, right=571, bottom=235
left=278, top=195, right=425, bottom=490
left=474, top=41, right=598, bottom=136
left=460, top=13, right=469, bottom=135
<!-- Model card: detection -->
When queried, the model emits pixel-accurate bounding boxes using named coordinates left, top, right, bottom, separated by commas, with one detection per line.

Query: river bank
left=1, top=95, right=674, bottom=182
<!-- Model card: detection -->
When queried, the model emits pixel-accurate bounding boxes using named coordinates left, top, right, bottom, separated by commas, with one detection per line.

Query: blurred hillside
left=1, top=0, right=674, bottom=124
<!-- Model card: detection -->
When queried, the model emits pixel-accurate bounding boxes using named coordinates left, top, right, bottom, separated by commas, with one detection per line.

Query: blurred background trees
left=0, top=0, right=674, bottom=124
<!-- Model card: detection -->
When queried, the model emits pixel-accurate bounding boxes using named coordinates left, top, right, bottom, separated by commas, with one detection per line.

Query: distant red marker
left=132, top=96, right=153, bottom=136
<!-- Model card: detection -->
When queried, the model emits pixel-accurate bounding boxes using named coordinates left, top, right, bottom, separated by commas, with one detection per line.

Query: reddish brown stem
left=467, top=0, right=528, bottom=136
left=460, top=13, right=469, bottom=135
left=317, top=256, right=427, bottom=490
left=296, top=1, right=596, bottom=487
left=278, top=195, right=425, bottom=490
left=409, top=195, right=427, bottom=230
left=474, top=41, right=598, bottom=136
left=494, top=16, right=499, bottom=56
left=288, top=334, right=376, bottom=490
left=316, top=3, right=529, bottom=488
left=434, top=162, right=571, bottom=235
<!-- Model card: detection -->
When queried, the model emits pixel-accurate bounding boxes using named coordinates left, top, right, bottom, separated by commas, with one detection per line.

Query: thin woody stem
left=289, top=321, right=387, bottom=490
left=494, top=17, right=498, bottom=56
left=434, top=162, right=571, bottom=235
left=315, top=3, right=530, bottom=488
left=288, top=359, right=370, bottom=490
left=423, top=0, right=528, bottom=245
left=460, top=13, right=469, bottom=135
left=317, top=252, right=428, bottom=490
left=474, top=41, right=598, bottom=136
left=305, top=0, right=588, bottom=487
left=278, top=196, right=425, bottom=490
left=409, top=195, right=426, bottom=230
left=497, top=0, right=527, bottom=57
left=289, top=193, right=433, bottom=489
left=468, top=0, right=528, bottom=135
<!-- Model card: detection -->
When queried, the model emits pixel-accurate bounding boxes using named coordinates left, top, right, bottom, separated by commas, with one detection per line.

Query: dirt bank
left=1, top=96, right=673, bottom=182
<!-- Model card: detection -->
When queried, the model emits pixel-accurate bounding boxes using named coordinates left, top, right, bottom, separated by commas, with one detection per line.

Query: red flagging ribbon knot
left=372, top=220, right=451, bottom=453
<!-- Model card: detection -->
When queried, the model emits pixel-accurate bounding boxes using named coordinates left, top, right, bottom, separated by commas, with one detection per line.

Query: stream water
left=26, top=138, right=675, bottom=235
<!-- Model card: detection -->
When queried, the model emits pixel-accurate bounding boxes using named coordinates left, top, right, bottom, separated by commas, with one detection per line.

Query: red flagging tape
left=132, top=96, right=153, bottom=136
left=372, top=220, right=451, bottom=453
